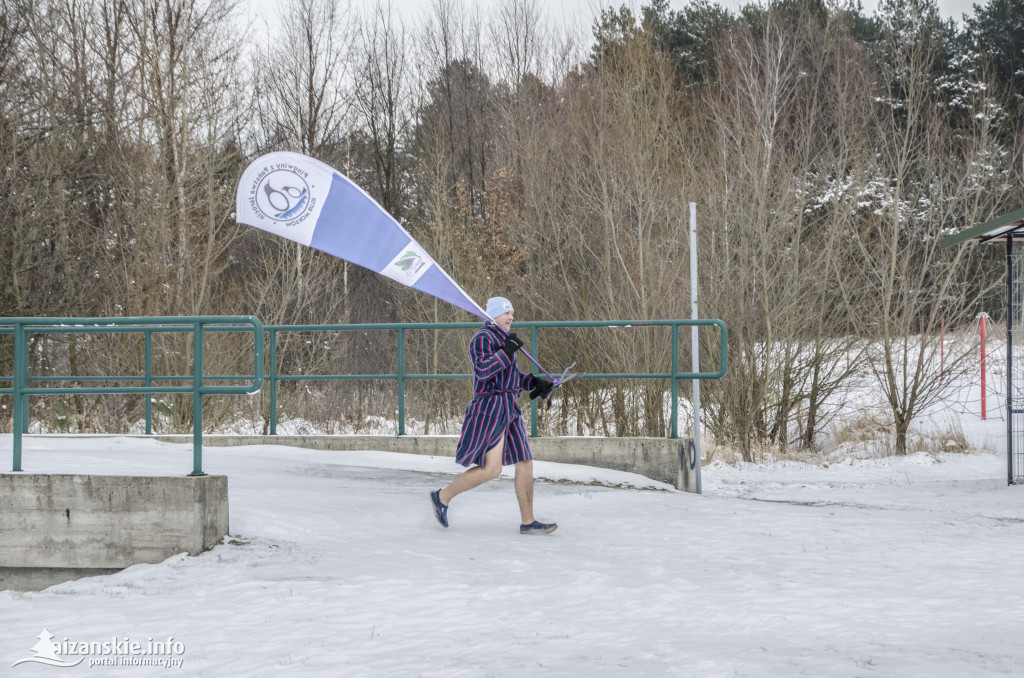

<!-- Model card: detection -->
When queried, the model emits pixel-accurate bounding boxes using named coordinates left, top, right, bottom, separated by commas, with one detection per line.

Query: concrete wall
left=187, top=434, right=692, bottom=489
left=0, top=474, right=227, bottom=590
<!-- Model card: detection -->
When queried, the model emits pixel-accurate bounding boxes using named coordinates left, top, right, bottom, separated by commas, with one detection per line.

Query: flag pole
left=487, top=321, right=558, bottom=382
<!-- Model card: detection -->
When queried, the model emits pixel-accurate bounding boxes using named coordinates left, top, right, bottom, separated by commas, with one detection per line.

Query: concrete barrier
left=183, top=434, right=689, bottom=488
left=0, top=474, right=227, bottom=591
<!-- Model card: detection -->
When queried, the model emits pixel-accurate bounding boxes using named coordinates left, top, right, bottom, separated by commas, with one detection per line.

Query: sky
left=350, top=0, right=983, bottom=30
left=511, top=0, right=980, bottom=24
left=248, top=0, right=983, bottom=40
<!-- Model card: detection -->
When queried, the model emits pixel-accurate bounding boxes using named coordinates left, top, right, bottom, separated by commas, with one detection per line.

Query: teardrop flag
left=234, top=151, right=489, bottom=320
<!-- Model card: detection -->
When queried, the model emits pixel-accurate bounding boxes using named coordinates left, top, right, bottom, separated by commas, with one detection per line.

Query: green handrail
left=0, top=317, right=264, bottom=475
left=263, top=319, right=727, bottom=438
left=0, top=318, right=726, bottom=461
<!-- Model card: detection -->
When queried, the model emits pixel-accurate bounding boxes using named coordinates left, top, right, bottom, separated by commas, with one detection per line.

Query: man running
left=430, top=296, right=557, bottom=534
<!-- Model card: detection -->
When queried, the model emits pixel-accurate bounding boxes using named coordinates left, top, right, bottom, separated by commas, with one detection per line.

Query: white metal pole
left=690, top=202, right=702, bottom=494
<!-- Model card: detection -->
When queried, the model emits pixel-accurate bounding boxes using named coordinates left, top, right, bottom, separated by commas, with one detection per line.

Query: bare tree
left=841, top=0, right=1005, bottom=454
left=698, top=12, right=811, bottom=458
left=693, top=5, right=884, bottom=459
left=489, top=0, right=545, bottom=87
left=356, top=0, right=412, bottom=218
left=419, top=0, right=494, bottom=215
left=253, top=0, right=353, bottom=157
left=246, top=0, right=356, bottom=323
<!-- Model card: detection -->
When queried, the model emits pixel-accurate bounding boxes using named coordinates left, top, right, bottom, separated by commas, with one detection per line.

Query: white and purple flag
left=235, top=151, right=489, bottom=320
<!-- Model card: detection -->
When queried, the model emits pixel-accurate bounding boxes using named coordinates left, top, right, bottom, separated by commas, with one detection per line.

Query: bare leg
left=439, top=438, right=504, bottom=505
left=514, top=459, right=535, bottom=524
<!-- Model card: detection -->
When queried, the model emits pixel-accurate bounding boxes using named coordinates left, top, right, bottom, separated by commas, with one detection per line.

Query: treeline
left=0, top=0, right=1021, bottom=455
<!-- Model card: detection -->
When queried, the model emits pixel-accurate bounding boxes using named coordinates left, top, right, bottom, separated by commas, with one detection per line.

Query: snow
left=2, top=432, right=1023, bottom=677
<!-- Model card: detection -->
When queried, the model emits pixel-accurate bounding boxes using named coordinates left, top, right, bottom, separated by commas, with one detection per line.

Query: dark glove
left=501, top=333, right=523, bottom=359
left=529, top=376, right=555, bottom=400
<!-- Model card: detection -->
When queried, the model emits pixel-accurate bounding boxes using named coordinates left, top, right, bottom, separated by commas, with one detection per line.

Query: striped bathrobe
left=455, top=323, right=537, bottom=468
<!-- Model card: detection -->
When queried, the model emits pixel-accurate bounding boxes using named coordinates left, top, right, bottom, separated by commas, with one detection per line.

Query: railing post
left=191, top=320, right=205, bottom=476
left=397, top=327, right=405, bottom=436
left=671, top=323, right=679, bottom=438
left=12, top=322, right=25, bottom=471
left=1008, top=234, right=1015, bottom=485
left=19, top=323, right=29, bottom=436
left=145, top=330, right=153, bottom=435
left=269, top=328, right=278, bottom=435
left=530, top=324, right=539, bottom=437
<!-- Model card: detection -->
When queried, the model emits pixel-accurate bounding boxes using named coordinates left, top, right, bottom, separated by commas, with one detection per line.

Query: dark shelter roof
left=940, top=207, right=1024, bottom=248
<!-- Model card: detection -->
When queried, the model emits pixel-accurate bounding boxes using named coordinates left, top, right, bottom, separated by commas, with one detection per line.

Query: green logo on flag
left=395, top=251, right=419, bottom=271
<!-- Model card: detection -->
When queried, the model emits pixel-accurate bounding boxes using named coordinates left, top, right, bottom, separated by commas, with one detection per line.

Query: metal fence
left=264, top=319, right=727, bottom=438
left=0, top=317, right=265, bottom=475
left=1011, top=250, right=1024, bottom=484
left=1, top=317, right=726, bottom=473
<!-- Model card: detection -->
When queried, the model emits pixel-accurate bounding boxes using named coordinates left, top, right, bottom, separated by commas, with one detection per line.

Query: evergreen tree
left=641, top=0, right=735, bottom=84
left=963, top=0, right=1024, bottom=117
left=591, top=0, right=735, bottom=84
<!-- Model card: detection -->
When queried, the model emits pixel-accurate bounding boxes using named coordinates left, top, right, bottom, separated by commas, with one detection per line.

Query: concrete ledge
left=0, top=567, right=123, bottom=592
left=169, top=434, right=687, bottom=488
left=0, top=474, right=228, bottom=574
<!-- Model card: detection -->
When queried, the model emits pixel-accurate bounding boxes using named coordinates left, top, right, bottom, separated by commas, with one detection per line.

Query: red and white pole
left=940, top=317, right=945, bottom=374
left=980, top=312, right=988, bottom=420
left=846, top=321, right=850, bottom=371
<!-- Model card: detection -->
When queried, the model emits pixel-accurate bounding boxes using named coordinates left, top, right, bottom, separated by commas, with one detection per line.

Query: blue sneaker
left=520, top=520, right=557, bottom=535
left=430, top=490, right=449, bottom=528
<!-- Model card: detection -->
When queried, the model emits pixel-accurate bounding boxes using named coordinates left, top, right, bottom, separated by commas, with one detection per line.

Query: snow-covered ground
left=2, top=429, right=1023, bottom=677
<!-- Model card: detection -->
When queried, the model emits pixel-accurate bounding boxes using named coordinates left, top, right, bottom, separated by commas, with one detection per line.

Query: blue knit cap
left=486, top=297, right=514, bottom=319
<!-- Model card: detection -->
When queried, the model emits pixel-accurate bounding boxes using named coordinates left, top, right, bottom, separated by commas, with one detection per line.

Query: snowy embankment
left=2, top=434, right=1023, bottom=677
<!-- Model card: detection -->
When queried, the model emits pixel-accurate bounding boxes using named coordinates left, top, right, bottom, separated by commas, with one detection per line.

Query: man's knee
left=481, top=447, right=504, bottom=480
left=515, top=459, right=533, bottom=474
left=483, top=460, right=503, bottom=480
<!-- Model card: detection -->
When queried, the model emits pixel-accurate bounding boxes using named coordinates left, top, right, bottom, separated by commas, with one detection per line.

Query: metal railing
left=0, top=318, right=725, bottom=470
left=0, top=317, right=264, bottom=475
left=264, top=319, right=727, bottom=438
